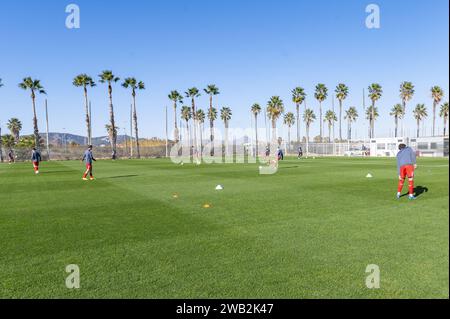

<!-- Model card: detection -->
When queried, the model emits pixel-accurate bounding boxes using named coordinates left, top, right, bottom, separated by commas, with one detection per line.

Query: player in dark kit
left=297, top=146, right=303, bottom=159
left=396, top=144, right=417, bottom=200
left=31, top=148, right=42, bottom=174
left=82, top=145, right=97, bottom=181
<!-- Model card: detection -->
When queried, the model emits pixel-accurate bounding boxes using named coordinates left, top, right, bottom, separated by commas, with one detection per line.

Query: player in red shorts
left=82, top=145, right=96, bottom=181
left=31, top=148, right=42, bottom=174
left=396, top=144, right=417, bottom=200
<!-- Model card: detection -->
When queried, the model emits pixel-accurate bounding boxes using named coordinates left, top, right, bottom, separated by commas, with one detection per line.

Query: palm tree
left=122, top=78, right=145, bottom=159
left=335, top=83, right=349, bottom=141
left=168, top=91, right=183, bottom=143
left=251, top=103, right=262, bottom=156
left=390, top=104, right=405, bottom=138
left=1, top=134, right=15, bottom=149
left=73, top=74, right=96, bottom=145
left=324, top=110, right=337, bottom=143
left=99, top=71, right=120, bottom=159
left=185, top=88, right=201, bottom=155
left=431, top=86, right=444, bottom=136
left=283, top=112, right=295, bottom=150
left=303, top=109, right=316, bottom=155
left=204, top=85, right=220, bottom=153
left=400, top=81, right=415, bottom=112
left=344, top=107, right=358, bottom=141
left=292, top=87, right=306, bottom=143
left=196, top=109, right=206, bottom=151
left=365, top=106, right=379, bottom=138
left=368, top=83, right=383, bottom=138
left=18, top=77, right=46, bottom=147
left=7, top=118, right=22, bottom=143
left=207, top=107, right=218, bottom=156
left=181, top=106, right=192, bottom=149
left=440, top=102, right=449, bottom=136
left=413, top=104, right=428, bottom=138
left=314, top=84, right=328, bottom=141
left=266, top=96, right=285, bottom=145
left=221, top=107, right=232, bottom=156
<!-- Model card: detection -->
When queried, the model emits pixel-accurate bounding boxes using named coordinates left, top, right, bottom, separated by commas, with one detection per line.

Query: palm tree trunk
left=433, top=101, right=437, bottom=136
left=225, top=122, right=229, bottom=156
left=444, top=116, right=448, bottom=137
left=339, top=100, right=342, bottom=141
left=209, top=95, right=214, bottom=157
left=31, top=91, right=40, bottom=148
left=255, top=115, right=259, bottom=157
left=306, top=125, right=310, bottom=156
left=173, top=102, right=179, bottom=143
left=272, top=120, right=277, bottom=146
left=348, top=120, right=351, bottom=141
left=296, top=104, right=300, bottom=143
left=371, top=102, right=375, bottom=139
left=132, top=93, right=141, bottom=159
left=319, top=102, right=323, bottom=141
left=417, top=119, right=420, bottom=138
left=288, top=126, right=291, bottom=152
left=329, top=124, right=331, bottom=143
left=108, top=85, right=117, bottom=159
left=84, top=87, right=91, bottom=145
left=394, top=116, right=398, bottom=138
left=191, top=98, right=198, bottom=159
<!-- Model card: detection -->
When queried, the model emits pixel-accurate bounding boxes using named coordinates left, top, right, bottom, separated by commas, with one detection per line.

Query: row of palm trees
left=1, top=76, right=449, bottom=160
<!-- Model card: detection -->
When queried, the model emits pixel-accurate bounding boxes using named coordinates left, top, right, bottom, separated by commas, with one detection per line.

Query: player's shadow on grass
left=401, top=186, right=429, bottom=198
left=102, top=175, right=139, bottom=179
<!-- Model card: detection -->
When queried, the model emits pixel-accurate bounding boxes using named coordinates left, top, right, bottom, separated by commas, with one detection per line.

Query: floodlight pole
left=45, top=99, right=50, bottom=160
left=165, top=106, right=169, bottom=158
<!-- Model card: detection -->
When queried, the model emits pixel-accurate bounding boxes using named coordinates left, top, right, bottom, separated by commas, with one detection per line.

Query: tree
left=7, top=118, right=22, bottom=143
left=168, top=91, right=183, bottom=143
left=123, top=78, right=145, bottom=159
left=18, top=77, right=46, bottom=148
left=413, top=104, right=428, bottom=138
left=196, top=109, right=206, bottom=151
left=1, top=134, right=15, bottom=149
left=344, top=107, right=358, bottom=141
left=365, top=106, right=379, bottom=138
left=335, top=83, right=349, bottom=141
left=368, top=83, right=383, bottom=138
left=314, top=84, right=328, bottom=141
left=207, top=107, right=218, bottom=155
left=390, top=104, right=405, bottom=138
left=431, top=86, right=444, bottom=136
left=292, top=87, right=306, bottom=143
left=251, top=103, right=262, bottom=156
left=220, top=107, right=232, bottom=156
left=17, top=135, right=36, bottom=148
left=303, top=109, right=316, bottom=155
left=266, top=96, right=285, bottom=145
left=204, top=85, right=220, bottom=155
left=400, top=81, right=415, bottom=113
left=440, top=102, right=449, bottom=136
left=99, top=71, right=120, bottom=159
left=185, top=88, right=201, bottom=157
left=283, top=112, right=295, bottom=149
left=181, top=106, right=192, bottom=150
left=324, top=110, right=337, bottom=143
left=73, top=74, right=96, bottom=145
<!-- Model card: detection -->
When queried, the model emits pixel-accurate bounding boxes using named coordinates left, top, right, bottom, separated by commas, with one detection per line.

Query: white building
left=369, top=137, right=449, bottom=157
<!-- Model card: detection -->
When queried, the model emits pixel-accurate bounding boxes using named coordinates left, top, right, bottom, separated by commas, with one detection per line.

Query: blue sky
left=0, top=0, right=448, bottom=140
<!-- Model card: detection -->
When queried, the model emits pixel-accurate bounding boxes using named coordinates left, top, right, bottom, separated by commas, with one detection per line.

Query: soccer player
left=82, top=145, right=96, bottom=181
left=8, top=149, right=15, bottom=164
left=396, top=144, right=417, bottom=200
left=297, top=146, right=303, bottom=159
left=31, top=148, right=41, bottom=174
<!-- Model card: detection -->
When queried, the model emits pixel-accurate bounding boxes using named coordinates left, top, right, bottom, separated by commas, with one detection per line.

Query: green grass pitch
left=0, top=157, right=448, bottom=299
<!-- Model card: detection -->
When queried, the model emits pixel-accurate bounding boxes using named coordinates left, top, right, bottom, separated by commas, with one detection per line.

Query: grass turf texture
left=0, top=157, right=448, bottom=299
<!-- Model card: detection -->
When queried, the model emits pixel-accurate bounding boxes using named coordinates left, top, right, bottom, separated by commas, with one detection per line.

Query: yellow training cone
left=203, top=203, right=212, bottom=209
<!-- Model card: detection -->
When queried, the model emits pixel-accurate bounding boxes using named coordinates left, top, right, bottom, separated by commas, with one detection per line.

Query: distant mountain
left=45, top=133, right=134, bottom=146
